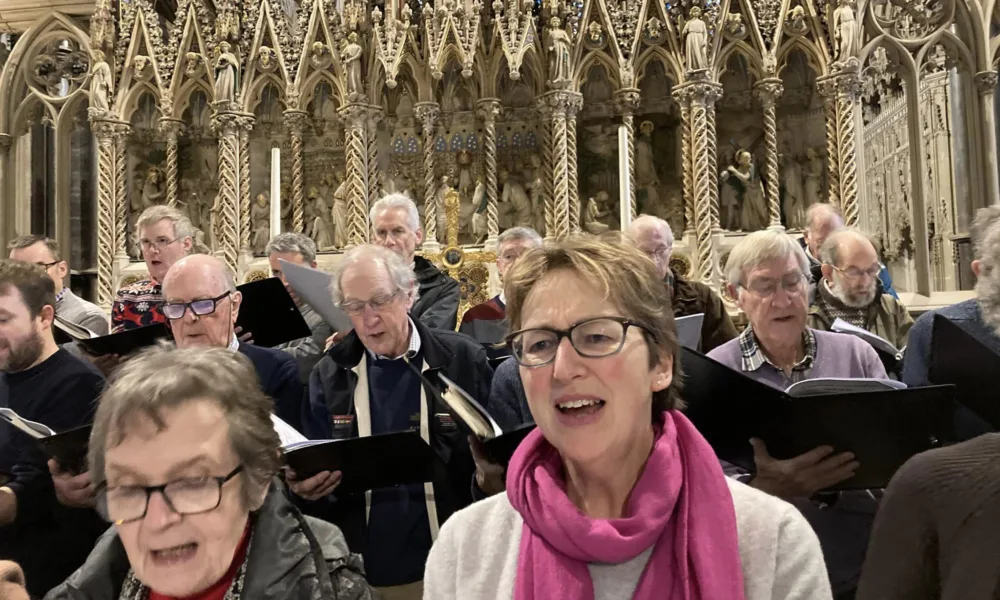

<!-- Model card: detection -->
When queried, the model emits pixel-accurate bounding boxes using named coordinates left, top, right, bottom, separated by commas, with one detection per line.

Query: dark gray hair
left=330, top=244, right=419, bottom=305
left=818, top=228, right=878, bottom=267
left=89, top=343, right=281, bottom=510
left=7, top=234, right=61, bottom=262
left=725, top=229, right=811, bottom=286
left=497, top=227, right=543, bottom=248
left=370, top=193, right=420, bottom=232
left=971, top=206, right=1000, bottom=261
left=265, top=232, right=317, bottom=264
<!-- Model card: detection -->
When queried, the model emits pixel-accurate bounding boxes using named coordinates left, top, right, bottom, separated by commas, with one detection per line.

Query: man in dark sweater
left=0, top=260, right=106, bottom=597
left=292, top=245, right=492, bottom=599
left=370, top=194, right=460, bottom=331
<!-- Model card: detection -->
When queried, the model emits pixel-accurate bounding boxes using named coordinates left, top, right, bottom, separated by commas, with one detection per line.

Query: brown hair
left=503, top=233, right=684, bottom=415
left=7, top=234, right=61, bottom=262
left=89, top=343, right=281, bottom=510
left=0, top=259, right=55, bottom=318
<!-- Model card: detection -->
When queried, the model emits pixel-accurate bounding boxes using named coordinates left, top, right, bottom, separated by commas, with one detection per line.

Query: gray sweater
left=424, top=478, right=832, bottom=600
left=57, top=289, right=109, bottom=336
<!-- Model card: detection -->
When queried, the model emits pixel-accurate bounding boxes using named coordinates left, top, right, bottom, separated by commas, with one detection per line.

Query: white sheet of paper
left=675, top=313, right=705, bottom=350
left=270, top=414, right=308, bottom=446
left=831, top=318, right=901, bottom=357
left=278, top=259, right=353, bottom=332
left=785, top=377, right=907, bottom=398
left=0, top=407, right=55, bottom=438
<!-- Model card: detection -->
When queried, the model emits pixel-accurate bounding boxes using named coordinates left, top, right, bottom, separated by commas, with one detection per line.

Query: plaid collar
left=739, top=325, right=816, bottom=373
left=664, top=269, right=676, bottom=297
left=368, top=317, right=421, bottom=361
left=55, top=287, right=68, bottom=303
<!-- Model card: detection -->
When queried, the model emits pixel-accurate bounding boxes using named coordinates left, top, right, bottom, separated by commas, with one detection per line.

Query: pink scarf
left=506, top=410, right=746, bottom=600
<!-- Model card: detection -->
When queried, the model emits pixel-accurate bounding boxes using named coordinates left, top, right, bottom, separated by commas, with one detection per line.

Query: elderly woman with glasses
left=708, top=229, right=888, bottom=600
left=45, top=344, right=374, bottom=600
left=424, top=235, right=831, bottom=600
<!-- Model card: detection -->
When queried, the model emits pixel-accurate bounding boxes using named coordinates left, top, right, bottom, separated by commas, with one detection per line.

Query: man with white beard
left=808, top=229, right=913, bottom=350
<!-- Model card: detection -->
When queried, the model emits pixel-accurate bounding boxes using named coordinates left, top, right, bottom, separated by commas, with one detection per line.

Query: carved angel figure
left=719, top=150, right=768, bottom=231
left=342, top=33, right=363, bottom=100
left=833, top=0, right=859, bottom=63
left=547, top=18, right=572, bottom=86
left=214, top=42, right=238, bottom=106
left=683, top=7, right=709, bottom=71
left=90, top=54, right=113, bottom=114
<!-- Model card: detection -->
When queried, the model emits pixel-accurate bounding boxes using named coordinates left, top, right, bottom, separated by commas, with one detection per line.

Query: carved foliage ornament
left=869, top=0, right=950, bottom=42
left=607, top=0, right=641, bottom=58
left=372, top=3, right=413, bottom=87
left=424, top=0, right=483, bottom=79
left=492, top=0, right=536, bottom=80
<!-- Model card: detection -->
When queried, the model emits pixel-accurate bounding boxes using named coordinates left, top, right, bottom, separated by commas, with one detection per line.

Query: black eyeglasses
left=506, top=317, right=655, bottom=367
left=338, top=291, right=400, bottom=316
left=95, top=465, right=243, bottom=525
left=34, top=261, right=59, bottom=269
left=162, top=291, right=231, bottom=320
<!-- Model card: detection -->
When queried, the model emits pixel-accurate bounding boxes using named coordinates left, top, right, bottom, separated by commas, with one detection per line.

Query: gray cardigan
left=57, top=289, right=109, bottom=336
left=424, top=478, right=832, bottom=600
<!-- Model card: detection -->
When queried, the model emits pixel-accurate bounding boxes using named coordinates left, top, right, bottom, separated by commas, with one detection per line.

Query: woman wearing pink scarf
left=424, top=235, right=832, bottom=600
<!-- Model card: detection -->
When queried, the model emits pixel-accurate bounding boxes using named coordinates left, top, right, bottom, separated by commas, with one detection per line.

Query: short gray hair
left=725, top=229, right=811, bottom=286
left=497, top=227, right=543, bottom=248
left=628, top=214, right=675, bottom=246
left=971, top=206, right=1000, bottom=260
left=265, top=232, right=317, bottom=264
left=136, top=205, right=194, bottom=243
left=330, top=244, right=419, bottom=305
left=804, top=203, right=844, bottom=232
left=370, top=193, right=420, bottom=232
left=818, top=228, right=878, bottom=267
left=89, top=343, right=281, bottom=511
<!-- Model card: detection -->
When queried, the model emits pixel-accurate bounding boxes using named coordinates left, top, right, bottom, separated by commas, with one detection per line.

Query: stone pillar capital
left=976, top=71, right=998, bottom=96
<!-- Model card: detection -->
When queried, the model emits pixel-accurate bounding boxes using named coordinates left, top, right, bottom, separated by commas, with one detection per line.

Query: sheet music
left=270, top=414, right=307, bottom=446
left=278, top=259, right=353, bottom=332
left=785, top=377, right=907, bottom=398
left=831, top=318, right=902, bottom=358
left=675, top=313, right=705, bottom=350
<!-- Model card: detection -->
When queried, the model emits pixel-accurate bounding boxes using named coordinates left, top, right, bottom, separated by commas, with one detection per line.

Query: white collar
left=228, top=334, right=239, bottom=351
left=499, top=290, right=506, bottom=305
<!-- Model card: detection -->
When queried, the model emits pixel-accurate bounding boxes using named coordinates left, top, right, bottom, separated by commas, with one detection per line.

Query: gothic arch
left=120, top=82, right=161, bottom=122
left=173, top=79, right=212, bottom=118
left=776, top=37, right=829, bottom=76
left=574, top=51, right=621, bottom=93
left=715, top=42, right=765, bottom=81
left=634, top=46, right=685, bottom=87
left=300, top=70, right=345, bottom=109
left=243, top=73, right=287, bottom=114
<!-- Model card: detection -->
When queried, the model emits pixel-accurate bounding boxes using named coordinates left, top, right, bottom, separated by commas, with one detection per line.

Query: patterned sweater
left=111, top=279, right=165, bottom=333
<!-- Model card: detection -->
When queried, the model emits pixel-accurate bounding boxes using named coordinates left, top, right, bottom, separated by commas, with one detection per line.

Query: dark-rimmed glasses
left=507, top=317, right=655, bottom=367
left=95, top=465, right=243, bottom=525
left=162, top=291, right=231, bottom=320
left=339, top=291, right=400, bottom=316
left=33, top=260, right=60, bottom=269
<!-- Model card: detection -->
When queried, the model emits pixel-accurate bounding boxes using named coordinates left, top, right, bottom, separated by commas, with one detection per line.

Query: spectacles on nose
left=832, top=265, right=881, bottom=280
left=162, top=291, right=231, bottom=320
left=95, top=465, right=243, bottom=525
left=507, top=316, right=655, bottom=367
left=34, top=261, right=59, bottom=269
left=339, top=291, right=400, bottom=316
left=740, top=271, right=807, bottom=298
left=140, top=237, right=179, bottom=251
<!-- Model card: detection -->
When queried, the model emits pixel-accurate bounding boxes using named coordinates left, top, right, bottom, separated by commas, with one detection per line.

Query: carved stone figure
left=635, top=121, right=660, bottom=188
left=90, top=53, right=113, bottom=115
left=547, top=18, right=572, bottom=86
left=584, top=193, right=611, bottom=234
left=311, top=42, right=329, bottom=68
left=780, top=154, right=806, bottom=229
left=724, top=13, right=747, bottom=40
left=343, top=33, right=363, bottom=100
left=683, top=7, right=709, bottom=71
left=470, top=178, right=488, bottom=243
left=214, top=42, right=238, bottom=106
left=456, top=149, right=474, bottom=199
left=435, top=175, right=454, bottom=238
left=719, top=150, right=768, bottom=231
left=309, top=186, right=334, bottom=250
left=804, top=148, right=824, bottom=204
left=131, top=55, right=151, bottom=81
left=529, top=174, right=546, bottom=234
left=251, top=192, right=270, bottom=252
left=787, top=5, right=808, bottom=35
left=833, top=0, right=859, bottom=63
left=257, top=46, right=277, bottom=73
left=185, top=52, right=203, bottom=76
left=501, top=171, right=532, bottom=228
left=332, top=174, right=349, bottom=248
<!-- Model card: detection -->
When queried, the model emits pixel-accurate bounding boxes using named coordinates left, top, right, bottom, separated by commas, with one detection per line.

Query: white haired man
left=459, top=226, right=542, bottom=351
left=628, top=215, right=738, bottom=352
left=292, top=245, right=492, bottom=599
left=369, top=194, right=460, bottom=330
left=266, top=232, right=334, bottom=383
left=708, top=229, right=888, bottom=599
left=809, top=229, right=913, bottom=351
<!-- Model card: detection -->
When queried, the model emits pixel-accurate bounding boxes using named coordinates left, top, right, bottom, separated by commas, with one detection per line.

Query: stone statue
left=251, top=192, right=270, bottom=252
left=456, top=149, right=474, bottom=200
left=435, top=175, right=454, bottom=239
left=635, top=121, right=660, bottom=189
left=719, top=150, right=768, bottom=231
left=787, top=5, right=808, bottom=34
left=683, top=7, right=709, bottom=71
left=470, top=178, right=488, bottom=243
left=140, top=167, right=166, bottom=210
left=209, top=190, right=224, bottom=248
left=501, top=171, right=532, bottom=228
left=342, top=33, right=363, bottom=100
left=780, top=154, right=806, bottom=229
left=547, top=17, right=572, bottom=86
left=90, top=52, right=113, bottom=115
left=332, top=174, right=349, bottom=248
left=309, top=186, right=334, bottom=250
left=584, top=193, right=611, bottom=234
left=804, top=148, right=824, bottom=204
left=214, top=42, right=238, bottom=106
left=528, top=174, right=546, bottom=234
left=833, top=0, right=859, bottom=63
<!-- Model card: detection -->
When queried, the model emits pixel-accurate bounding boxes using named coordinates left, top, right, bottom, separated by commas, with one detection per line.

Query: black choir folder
left=680, top=348, right=958, bottom=490
left=234, top=277, right=312, bottom=348
left=54, top=320, right=169, bottom=356
left=0, top=408, right=91, bottom=475
left=929, top=314, right=1000, bottom=429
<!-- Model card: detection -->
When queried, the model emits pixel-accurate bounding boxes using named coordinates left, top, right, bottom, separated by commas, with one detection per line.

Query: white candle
left=270, top=146, right=281, bottom=237
left=618, top=125, right=632, bottom=230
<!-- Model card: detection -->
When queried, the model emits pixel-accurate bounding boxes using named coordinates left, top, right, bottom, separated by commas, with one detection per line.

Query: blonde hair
left=89, top=343, right=281, bottom=510
left=503, top=233, right=684, bottom=413
left=725, top=229, right=811, bottom=287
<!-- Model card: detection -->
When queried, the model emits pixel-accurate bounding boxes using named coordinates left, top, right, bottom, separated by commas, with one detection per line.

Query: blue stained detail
left=435, top=136, right=447, bottom=152
left=497, top=133, right=508, bottom=149
left=466, top=133, right=479, bottom=150
left=393, top=136, right=406, bottom=154
left=450, top=133, right=464, bottom=151
left=511, top=132, right=523, bottom=148
left=406, top=136, right=420, bottom=154
left=525, top=131, right=537, bottom=147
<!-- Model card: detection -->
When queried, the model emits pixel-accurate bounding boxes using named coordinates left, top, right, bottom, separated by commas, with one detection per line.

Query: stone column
left=567, top=98, right=583, bottom=233
left=92, top=119, right=117, bottom=307
left=283, top=110, right=309, bottom=233
left=238, top=115, right=255, bottom=256
left=818, top=76, right=842, bottom=211
left=616, top=89, right=641, bottom=222
left=976, top=71, right=1000, bottom=207
left=340, top=103, right=369, bottom=247
left=673, top=88, right=695, bottom=238
left=366, top=106, right=383, bottom=207
left=537, top=101, right=555, bottom=240
left=414, top=102, right=441, bottom=247
left=681, top=81, right=723, bottom=287
left=541, top=90, right=584, bottom=240
left=755, top=79, right=784, bottom=229
left=157, top=118, right=184, bottom=207
left=835, top=72, right=863, bottom=227
left=211, top=112, right=241, bottom=273
left=113, top=123, right=131, bottom=261
left=477, top=98, right=502, bottom=246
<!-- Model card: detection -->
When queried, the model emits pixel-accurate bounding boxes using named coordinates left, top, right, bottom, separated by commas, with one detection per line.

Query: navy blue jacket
left=238, top=342, right=305, bottom=431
